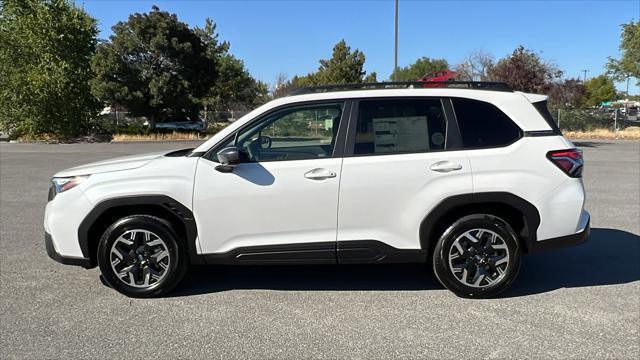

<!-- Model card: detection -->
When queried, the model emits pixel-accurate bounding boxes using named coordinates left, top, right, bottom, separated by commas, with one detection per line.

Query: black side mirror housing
left=215, top=147, right=240, bottom=173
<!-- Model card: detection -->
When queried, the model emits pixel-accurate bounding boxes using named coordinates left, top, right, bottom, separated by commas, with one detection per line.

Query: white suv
left=44, top=82, right=590, bottom=298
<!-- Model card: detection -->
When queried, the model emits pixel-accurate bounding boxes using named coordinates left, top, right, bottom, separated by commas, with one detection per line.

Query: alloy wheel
left=447, top=228, right=510, bottom=288
left=109, top=229, right=170, bottom=288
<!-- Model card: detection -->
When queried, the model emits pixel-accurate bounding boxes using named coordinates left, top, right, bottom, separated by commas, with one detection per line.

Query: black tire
left=97, top=215, right=188, bottom=298
left=432, top=214, right=521, bottom=298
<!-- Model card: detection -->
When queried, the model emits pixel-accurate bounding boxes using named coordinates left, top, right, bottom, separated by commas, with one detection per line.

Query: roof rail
left=287, top=81, right=513, bottom=96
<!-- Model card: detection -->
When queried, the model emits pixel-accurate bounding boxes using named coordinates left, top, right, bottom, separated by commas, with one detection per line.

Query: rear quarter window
left=452, top=98, right=522, bottom=148
left=532, top=100, right=562, bottom=134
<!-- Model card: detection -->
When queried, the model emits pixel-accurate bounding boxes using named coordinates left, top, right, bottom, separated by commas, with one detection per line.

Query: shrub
left=557, top=109, right=612, bottom=131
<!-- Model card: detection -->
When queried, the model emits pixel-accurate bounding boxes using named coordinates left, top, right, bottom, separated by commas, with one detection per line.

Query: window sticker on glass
left=372, top=116, right=429, bottom=153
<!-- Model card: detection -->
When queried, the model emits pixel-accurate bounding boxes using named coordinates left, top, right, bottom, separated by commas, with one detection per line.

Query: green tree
left=291, top=74, right=319, bottom=87
left=315, top=40, right=367, bottom=84
left=487, top=46, right=562, bottom=93
left=205, top=54, right=268, bottom=112
left=287, top=40, right=373, bottom=87
left=606, top=21, right=640, bottom=87
left=0, top=0, right=100, bottom=138
left=364, top=71, right=378, bottom=83
left=271, top=40, right=374, bottom=97
left=194, top=18, right=267, bottom=114
left=583, top=75, right=617, bottom=107
left=90, top=6, right=222, bottom=128
left=391, top=57, right=449, bottom=81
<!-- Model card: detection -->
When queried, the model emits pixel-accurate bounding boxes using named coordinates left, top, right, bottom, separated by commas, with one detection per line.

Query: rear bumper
left=527, top=212, right=590, bottom=253
left=45, top=232, right=91, bottom=268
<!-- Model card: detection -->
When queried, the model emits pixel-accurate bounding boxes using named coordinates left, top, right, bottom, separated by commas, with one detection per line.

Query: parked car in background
left=420, top=69, right=458, bottom=86
left=625, top=106, right=638, bottom=122
left=144, top=117, right=208, bottom=131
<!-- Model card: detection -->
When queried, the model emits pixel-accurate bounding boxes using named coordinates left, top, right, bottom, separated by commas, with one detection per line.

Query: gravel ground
left=0, top=140, right=638, bottom=359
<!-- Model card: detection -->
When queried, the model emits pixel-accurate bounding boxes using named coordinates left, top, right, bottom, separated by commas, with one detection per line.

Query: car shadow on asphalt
left=505, top=227, right=640, bottom=297
left=573, top=141, right=611, bottom=148
left=169, top=228, right=639, bottom=297
left=172, top=263, right=442, bottom=296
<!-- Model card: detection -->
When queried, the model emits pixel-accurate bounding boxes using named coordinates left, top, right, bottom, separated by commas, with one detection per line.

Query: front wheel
left=432, top=214, right=521, bottom=298
left=97, top=215, right=188, bottom=298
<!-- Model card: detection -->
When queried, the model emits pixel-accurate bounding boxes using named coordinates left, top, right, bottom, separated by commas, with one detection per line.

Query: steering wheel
left=259, top=135, right=272, bottom=149
left=247, top=135, right=272, bottom=161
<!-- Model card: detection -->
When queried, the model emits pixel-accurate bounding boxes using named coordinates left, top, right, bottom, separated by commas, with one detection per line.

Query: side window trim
left=442, top=98, right=463, bottom=150
left=342, top=99, right=359, bottom=157
left=204, top=100, right=349, bottom=163
left=343, top=96, right=454, bottom=158
left=332, top=100, right=353, bottom=158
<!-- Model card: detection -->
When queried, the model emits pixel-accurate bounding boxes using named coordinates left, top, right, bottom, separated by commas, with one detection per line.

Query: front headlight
left=51, top=175, right=90, bottom=194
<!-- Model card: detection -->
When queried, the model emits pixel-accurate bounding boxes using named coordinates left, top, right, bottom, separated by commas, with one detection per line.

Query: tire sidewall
left=97, top=216, right=186, bottom=298
left=433, top=215, right=521, bottom=298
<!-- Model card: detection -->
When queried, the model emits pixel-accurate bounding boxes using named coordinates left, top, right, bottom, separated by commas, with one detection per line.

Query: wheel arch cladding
left=419, top=192, right=540, bottom=256
left=78, top=195, right=201, bottom=268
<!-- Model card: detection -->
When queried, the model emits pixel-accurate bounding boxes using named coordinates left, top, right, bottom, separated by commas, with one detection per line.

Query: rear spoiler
left=518, top=92, right=548, bottom=103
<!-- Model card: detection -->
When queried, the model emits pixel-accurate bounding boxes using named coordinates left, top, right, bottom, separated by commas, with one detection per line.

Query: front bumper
left=44, top=188, right=94, bottom=258
left=45, top=232, right=91, bottom=268
left=527, top=214, right=590, bottom=253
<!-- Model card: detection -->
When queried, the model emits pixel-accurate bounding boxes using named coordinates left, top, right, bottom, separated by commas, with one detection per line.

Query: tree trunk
left=148, top=114, right=156, bottom=130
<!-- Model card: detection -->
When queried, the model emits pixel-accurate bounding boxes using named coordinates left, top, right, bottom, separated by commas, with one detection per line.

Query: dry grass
left=565, top=127, right=640, bottom=140
left=110, top=127, right=639, bottom=142
left=16, top=133, right=59, bottom=142
left=13, top=126, right=639, bottom=143
left=111, top=131, right=209, bottom=142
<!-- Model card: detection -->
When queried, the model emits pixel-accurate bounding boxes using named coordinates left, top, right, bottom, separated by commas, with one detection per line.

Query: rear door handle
left=430, top=161, right=463, bottom=173
left=304, top=168, right=337, bottom=180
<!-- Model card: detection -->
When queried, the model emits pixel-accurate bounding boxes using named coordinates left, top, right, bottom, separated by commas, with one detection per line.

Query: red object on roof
left=419, top=69, right=457, bottom=87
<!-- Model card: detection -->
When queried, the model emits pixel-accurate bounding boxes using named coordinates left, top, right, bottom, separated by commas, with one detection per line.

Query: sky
left=78, top=0, right=640, bottom=94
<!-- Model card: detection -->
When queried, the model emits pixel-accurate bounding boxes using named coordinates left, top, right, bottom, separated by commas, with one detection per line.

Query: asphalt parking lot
left=1, top=140, right=638, bottom=359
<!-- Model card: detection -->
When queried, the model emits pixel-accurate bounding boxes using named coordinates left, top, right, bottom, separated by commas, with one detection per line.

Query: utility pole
left=624, top=76, right=630, bottom=125
left=394, top=0, right=398, bottom=81
left=581, top=69, right=589, bottom=82
left=626, top=76, right=630, bottom=96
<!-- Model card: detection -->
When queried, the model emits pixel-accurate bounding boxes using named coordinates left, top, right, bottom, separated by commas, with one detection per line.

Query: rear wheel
left=432, top=214, right=521, bottom=298
left=97, top=215, right=188, bottom=297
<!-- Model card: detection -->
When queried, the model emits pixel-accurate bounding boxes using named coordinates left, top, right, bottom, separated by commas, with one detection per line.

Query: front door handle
left=430, top=161, right=463, bottom=173
left=304, top=168, right=337, bottom=180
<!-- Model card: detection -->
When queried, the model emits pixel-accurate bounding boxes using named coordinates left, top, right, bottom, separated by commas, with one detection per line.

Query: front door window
left=236, top=103, right=343, bottom=162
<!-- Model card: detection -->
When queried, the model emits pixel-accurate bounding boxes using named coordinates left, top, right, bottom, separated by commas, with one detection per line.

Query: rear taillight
left=547, top=149, right=583, bottom=177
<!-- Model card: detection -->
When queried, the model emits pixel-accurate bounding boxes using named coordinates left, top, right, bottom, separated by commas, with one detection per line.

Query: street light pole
left=394, top=0, right=398, bottom=81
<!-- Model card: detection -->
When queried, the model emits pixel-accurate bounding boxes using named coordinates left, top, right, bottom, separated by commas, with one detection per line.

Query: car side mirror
left=215, top=147, right=240, bottom=173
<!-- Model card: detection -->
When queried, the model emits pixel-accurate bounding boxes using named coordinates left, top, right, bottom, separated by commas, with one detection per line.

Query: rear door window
left=352, top=98, right=447, bottom=155
left=452, top=98, right=522, bottom=148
